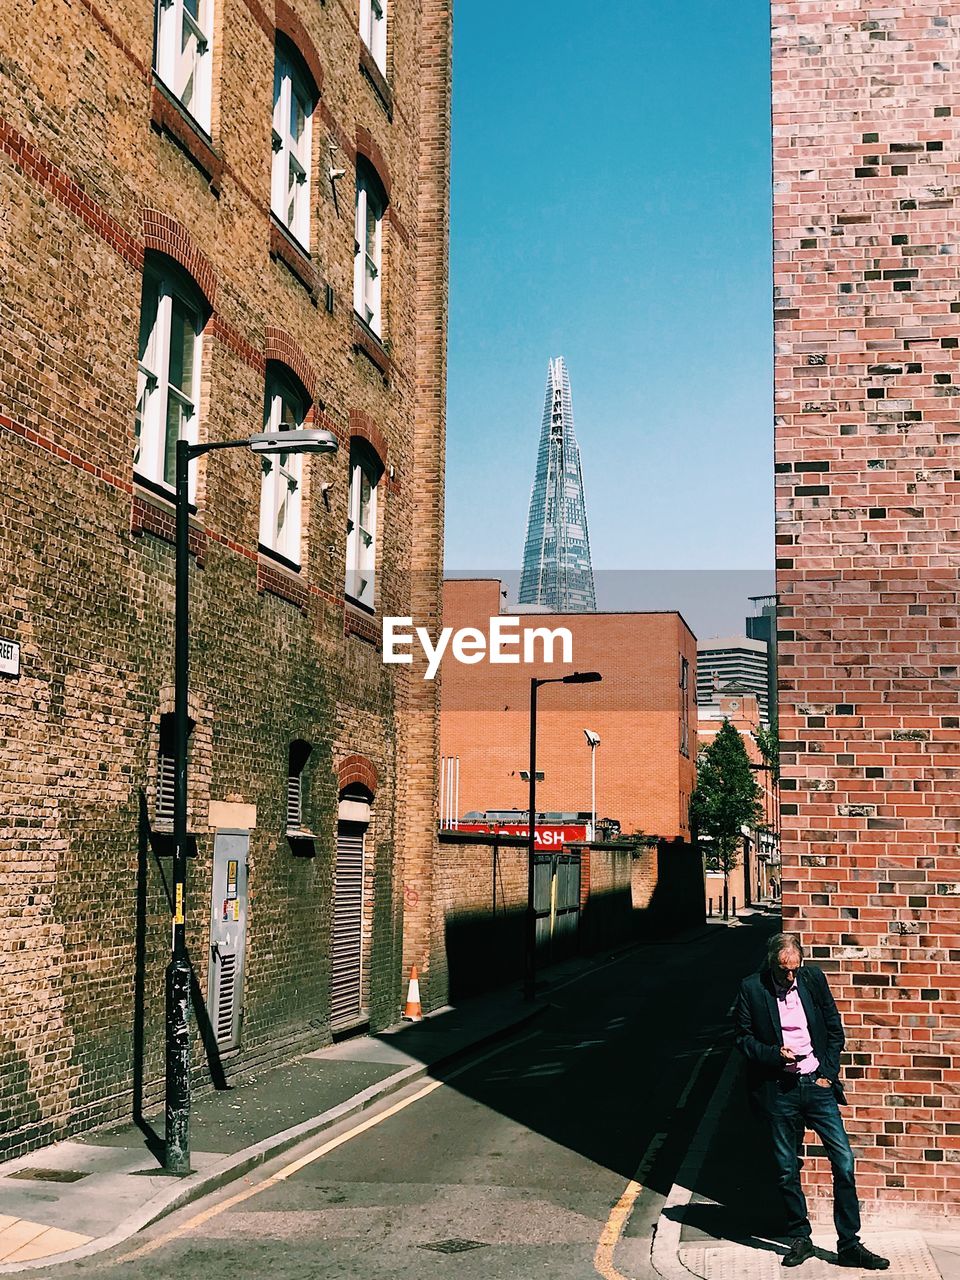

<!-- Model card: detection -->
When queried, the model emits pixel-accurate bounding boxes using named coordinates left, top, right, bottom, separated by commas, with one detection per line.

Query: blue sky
left=443, top=1, right=773, bottom=582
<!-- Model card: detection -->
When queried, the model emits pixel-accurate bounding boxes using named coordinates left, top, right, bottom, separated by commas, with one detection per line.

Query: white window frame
left=259, top=373, right=307, bottom=566
left=154, top=0, right=214, bottom=134
left=271, top=49, right=314, bottom=249
left=354, top=168, right=383, bottom=335
left=135, top=265, right=203, bottom=496
left=359, top=0, right=387, bottom=74
left=345, top=442, right=380, bottom=610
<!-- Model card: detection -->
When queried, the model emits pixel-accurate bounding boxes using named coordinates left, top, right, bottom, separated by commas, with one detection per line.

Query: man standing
left=734, top=932, right=889, bottom=1270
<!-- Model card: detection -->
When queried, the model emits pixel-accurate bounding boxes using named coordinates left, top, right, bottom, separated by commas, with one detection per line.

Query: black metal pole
left=165, top=437, right=192, bottom=1174
left=524, top=678, right=538, bottom=1001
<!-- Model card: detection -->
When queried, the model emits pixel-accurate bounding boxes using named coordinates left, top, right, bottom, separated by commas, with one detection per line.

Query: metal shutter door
left=331, top=823, right=365, bottom=1026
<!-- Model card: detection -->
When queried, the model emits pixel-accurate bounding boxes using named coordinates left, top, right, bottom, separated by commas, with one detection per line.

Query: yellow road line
left=120, top=1077, right=445, bottom=1262
left=593, top=1131, right=666, bottom=1280
left=593, top=1178, right=644, bottom=1280
left=120, top=1029, right=540, bottom=1264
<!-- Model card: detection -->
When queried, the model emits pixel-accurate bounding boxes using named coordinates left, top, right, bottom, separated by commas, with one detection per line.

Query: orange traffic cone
left=402, top=965, right=423, bottom=1021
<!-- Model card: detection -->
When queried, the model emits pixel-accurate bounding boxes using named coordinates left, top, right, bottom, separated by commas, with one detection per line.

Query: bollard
left=732, top=896, right=737, bottom=917
left=708, top=897, right=713, bottom=917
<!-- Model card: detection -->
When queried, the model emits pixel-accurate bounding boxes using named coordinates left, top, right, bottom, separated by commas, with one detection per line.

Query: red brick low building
left=699, top=691, right=779, bottom=912
left=439, top=579, right=697, bottom=842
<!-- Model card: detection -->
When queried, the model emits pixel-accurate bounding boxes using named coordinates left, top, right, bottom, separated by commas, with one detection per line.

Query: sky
left=443, top=0, right=774, bottom=608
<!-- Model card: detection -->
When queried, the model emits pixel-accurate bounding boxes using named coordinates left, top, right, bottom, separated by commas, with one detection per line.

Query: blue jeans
left=769, top=1073, right=861, bottom=1250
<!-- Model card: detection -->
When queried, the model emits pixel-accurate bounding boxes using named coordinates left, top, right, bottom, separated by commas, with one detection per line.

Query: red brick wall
left=439, top=580, right=698, bottom=841
left=773, top=1, right=960, bottom=1213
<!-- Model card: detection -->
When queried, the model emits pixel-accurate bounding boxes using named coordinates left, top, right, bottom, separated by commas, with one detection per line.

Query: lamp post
left=525, top=671, right=601, bottom=1002
left=165, top=426, right=337, bottom=1174
left=583, top=730, right=600, bottom=840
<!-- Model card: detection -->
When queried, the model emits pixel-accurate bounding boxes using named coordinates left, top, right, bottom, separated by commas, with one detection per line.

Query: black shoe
left=837, top=1243, right=890, bottom=1270
left=782, top=1238, right=815, bottom=1267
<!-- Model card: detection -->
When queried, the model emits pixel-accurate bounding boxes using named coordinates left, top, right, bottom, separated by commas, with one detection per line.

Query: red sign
left=457, top=823, right=587, bottom=848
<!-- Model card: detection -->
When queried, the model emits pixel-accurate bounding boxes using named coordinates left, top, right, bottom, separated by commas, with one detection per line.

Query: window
left=345, top=441, right=382, bottom=609
left=259, top=370, right=308, bottom=565
left=271, top=47, right=314, bottom=248
left=156, top=714, right=176, bottom=824
left=354, top=163, right=384, bottom=335
left=359, top=0, right=387, bottom=74
left=287, top=740, right=312, bottom=833
left=154, top=0, right=214, bottom=133
left=680, top=654, right=691, bottom=757
left=135, top=263, right=203, bottom=492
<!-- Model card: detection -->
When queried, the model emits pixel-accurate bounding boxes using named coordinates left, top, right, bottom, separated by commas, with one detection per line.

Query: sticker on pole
left=174, top=883, right=184, bottom=924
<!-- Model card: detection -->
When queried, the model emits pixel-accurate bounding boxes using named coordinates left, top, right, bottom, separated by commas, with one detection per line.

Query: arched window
left=271, top=40, right=316, bottom=249
left=354, top=159, right=386, bottom=335
left=135, top=257, right=206, bottom=493
left=154, top=0, right=214, bottom=133
left=259, top=366, right=309, bottom=565
left=345, top=439, right=383, bottom=609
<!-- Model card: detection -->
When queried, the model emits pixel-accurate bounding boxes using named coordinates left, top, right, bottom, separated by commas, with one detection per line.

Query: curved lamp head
left=248, top=429, right=339, bottom=455
left=563, top=671, right=602, bottom=685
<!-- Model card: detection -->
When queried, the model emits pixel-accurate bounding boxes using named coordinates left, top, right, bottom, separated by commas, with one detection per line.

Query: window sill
left=344, top=598, right=379, bottom=645
left=287, top=832, right=317, bottom=858
left=352, top=314, right=391, bottom=382
left=257, top=552, right=309, bottom=610
left=131, top=481, right=206, bottom=561
left=150, top=79, right=223, bottom=195
left=359, top=43, right=393, bottom=120
left=269, top=217, right=319, bottom=303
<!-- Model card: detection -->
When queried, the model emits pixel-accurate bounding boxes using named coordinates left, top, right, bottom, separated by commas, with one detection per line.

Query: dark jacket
left=733, top=962, right=847, bottom=1114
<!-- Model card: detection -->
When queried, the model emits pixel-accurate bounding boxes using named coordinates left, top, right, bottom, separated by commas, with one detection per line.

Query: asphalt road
left=42, top=916, right=777, bottom=1280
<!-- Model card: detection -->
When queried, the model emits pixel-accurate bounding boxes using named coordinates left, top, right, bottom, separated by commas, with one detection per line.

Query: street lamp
left=525, top=671, right=602, bottom=1001
left=583, top=730, right=600, bottom=840
left=165, top=426, right=337, bottom=1174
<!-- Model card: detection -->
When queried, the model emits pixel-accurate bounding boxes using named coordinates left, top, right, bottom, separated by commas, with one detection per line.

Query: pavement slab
left=681, top=1230, right=941, bottom=1280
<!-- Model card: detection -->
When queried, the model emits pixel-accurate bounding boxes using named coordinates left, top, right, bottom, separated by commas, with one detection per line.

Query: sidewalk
left=0, top=977, right=553, bottom=1272
left=655, top=1041, right=960, bottom=1280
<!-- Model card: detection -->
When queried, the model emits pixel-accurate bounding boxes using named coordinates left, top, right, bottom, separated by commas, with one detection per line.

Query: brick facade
left=700, top=692, right=779, bottom=910
left=0, top=0, right=451, bottom=1157
left=439, top=579, right=698, bottom=841
left=773, top=1, right=959, bottom=1213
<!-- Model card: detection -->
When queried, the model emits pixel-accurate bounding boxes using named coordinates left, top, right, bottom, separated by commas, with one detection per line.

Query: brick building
left=773, top=2, right=959, bottom=1212
left=439, top=579, right=697, bottom=841
left=699, top=691, right=779, bottom=912
left=0, top=0, right=451, bottom=1157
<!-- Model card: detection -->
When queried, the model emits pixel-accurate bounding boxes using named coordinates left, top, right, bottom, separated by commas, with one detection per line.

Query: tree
left=753, top=723, right=780, bottom=784
left=690, top=720, right=763, bottom=919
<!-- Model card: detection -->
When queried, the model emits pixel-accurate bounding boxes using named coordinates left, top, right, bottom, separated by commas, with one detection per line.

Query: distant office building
left=696, top=636, right=770, bottom=724
left=746, top=594, right=778, bottom=732
left=519, top=357, right=596, bottom=612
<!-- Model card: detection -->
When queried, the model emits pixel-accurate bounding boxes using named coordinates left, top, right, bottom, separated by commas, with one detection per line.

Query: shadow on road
left=370, top=912, right=785, bottom=1238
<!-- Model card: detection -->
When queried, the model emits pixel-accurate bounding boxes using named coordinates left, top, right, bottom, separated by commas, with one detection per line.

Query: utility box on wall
left=207, top=829, right=249, bottom=1052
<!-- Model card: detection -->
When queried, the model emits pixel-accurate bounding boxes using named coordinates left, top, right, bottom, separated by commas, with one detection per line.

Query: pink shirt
left=776, top=983, right=820, bottom=1076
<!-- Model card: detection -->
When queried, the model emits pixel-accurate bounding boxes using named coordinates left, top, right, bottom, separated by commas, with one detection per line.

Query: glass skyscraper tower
left=518, top=357, right=596, bottom=612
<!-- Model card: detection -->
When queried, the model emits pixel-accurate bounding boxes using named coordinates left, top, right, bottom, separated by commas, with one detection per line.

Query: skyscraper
left=519, top=357, right=596, bottom=612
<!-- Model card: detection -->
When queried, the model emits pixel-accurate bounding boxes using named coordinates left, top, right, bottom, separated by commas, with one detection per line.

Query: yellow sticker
left=233, top=899, right=240, bottom=922
left=175, top=883, right=184, bottom=924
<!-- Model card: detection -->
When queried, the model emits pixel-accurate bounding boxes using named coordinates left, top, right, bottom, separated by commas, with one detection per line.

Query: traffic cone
left=402, top=965, right=423, bottom=1021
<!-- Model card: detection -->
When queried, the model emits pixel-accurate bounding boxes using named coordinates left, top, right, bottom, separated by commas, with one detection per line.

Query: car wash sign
left=458, top=823, right=587, bottom=848
left=0, top=637, right=19, bottom=678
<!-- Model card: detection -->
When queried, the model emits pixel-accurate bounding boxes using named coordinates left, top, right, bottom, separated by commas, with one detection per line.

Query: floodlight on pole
left=583, top=730, right=600, bottom=839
